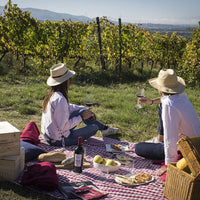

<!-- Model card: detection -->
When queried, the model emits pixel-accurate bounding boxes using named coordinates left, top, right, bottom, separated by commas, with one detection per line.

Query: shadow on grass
left=75, top=69, right=149, bottom=87
left=0, top=65, right=154, bottom=88
left=0, top=181, right=58, bottom=200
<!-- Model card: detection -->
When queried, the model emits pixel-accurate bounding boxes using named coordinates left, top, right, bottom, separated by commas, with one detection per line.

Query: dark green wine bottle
left=73, top=136, right=84, bottom=173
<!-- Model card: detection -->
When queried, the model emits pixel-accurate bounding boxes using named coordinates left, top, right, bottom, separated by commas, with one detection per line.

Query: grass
left=0, top=74, right=200, bottom=200
left=0, top=181, right=58, bottom=200
left=0, top=75, right=161, bottom=142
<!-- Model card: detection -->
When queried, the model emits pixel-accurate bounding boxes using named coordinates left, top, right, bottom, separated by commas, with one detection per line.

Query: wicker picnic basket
left=177, top=136, right=200, bottom=177
left=164, top=136, right=200, bottom=200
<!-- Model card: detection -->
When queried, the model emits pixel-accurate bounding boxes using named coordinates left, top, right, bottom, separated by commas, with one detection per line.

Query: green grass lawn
left=0, top=75, right=161, bottom=142
left=0, top=75, right=200, bottom=199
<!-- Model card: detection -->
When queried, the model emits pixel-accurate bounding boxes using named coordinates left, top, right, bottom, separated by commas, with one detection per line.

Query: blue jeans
left=46, top=109, right=105, bottom=146
left=135, top=104, right=165, bottom=160
left=135, top=142, right=165, bottom=160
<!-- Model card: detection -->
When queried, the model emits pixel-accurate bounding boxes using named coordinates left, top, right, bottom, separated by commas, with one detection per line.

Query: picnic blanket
left=17, top=135, right=167, bottom=200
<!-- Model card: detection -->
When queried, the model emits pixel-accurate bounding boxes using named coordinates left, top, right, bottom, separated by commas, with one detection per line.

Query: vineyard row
left=0, top=1, right=200, bottom=85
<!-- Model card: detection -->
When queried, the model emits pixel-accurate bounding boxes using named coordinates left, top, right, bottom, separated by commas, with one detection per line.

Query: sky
left=0, top=0, right=200, bottom=25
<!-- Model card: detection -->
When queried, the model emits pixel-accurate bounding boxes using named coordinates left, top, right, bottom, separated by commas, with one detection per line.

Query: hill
left=0, top=6, right=198, bottom=37
left=138, top=23, right=196, bottom=37
left=0, top=6, right=91, bottom=23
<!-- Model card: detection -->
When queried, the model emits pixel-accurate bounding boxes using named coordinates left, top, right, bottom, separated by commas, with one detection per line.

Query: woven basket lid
left=177, top=136, right=200, bottom=178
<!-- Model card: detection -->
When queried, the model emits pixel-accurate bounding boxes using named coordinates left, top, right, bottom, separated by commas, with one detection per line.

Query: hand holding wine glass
left=82, top=109, right=96, bottom=121
left=135, top=88, right=144, bottom=109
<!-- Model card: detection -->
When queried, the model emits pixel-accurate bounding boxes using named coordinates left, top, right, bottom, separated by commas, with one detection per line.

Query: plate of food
left=115, top=155, right=134, bottom=165
left=114, top=173, right=154, bottom=186
left=106, top=144, right=132, bottom=152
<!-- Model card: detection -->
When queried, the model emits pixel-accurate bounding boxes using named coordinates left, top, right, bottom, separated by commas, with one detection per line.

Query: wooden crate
left=164, top=163, right=200, bottom=200
left=0, top=121, right=20, bottom=157
left=0, top=147, right=25, bottom=181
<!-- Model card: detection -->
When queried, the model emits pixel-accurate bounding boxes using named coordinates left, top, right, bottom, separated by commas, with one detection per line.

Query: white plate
left=105, top=144, right=131, bottom=152
left=114, top=174, right=154, bottom=186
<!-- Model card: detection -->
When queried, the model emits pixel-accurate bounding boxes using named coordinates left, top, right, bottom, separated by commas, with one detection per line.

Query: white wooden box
left=0, top=147, right=25, bottom=181
left=0, top=121, right=20, bottom=157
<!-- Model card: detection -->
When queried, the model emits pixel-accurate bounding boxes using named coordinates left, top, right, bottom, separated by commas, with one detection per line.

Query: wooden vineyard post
left=96, top=17, right=106, bottom=70
left=118, top=18, right=122, bottom=72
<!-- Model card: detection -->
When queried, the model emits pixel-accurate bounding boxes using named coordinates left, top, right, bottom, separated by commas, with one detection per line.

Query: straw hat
left=148, top=69, right=186, bottom=94
left=47, top=63, right=75, bottom=86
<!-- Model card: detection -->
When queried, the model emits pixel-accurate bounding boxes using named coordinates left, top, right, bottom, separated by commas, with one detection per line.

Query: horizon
left=0, top=0, right=200, bottom=26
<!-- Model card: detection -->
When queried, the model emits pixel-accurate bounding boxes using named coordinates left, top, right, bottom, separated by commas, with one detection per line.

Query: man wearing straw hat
left=135, top=69, right=200, bottom=172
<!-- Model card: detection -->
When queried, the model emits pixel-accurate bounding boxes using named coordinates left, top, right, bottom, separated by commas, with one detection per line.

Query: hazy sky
left=1, top=0, right=200, bottom=25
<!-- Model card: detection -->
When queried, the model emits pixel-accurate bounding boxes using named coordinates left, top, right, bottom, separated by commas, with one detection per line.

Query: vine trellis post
left=96, top=17, right=106, bottom=70
left=118, top=18, right=122, bottom=72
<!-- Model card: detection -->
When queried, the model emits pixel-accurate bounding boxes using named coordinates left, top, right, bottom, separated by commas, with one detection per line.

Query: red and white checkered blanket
left=22, top=135, right=167, bottom=200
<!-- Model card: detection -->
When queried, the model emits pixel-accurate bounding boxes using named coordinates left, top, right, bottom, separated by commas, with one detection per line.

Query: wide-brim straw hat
left=148, top=69, right=186, bottom=94
left=47, top=63, right=75, bottom=86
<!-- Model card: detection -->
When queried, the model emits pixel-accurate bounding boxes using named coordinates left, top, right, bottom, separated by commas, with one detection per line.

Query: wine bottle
left=73, top=136, right=84, bottom=173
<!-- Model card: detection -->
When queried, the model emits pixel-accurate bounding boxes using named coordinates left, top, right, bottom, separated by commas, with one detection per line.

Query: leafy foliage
left=0, top=1, right=200, bottom=85
left=178, top=22, right=200, bottom=85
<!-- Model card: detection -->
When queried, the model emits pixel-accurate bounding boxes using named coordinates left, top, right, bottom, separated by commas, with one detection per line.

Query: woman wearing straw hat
left=41, top=63, right=119, bottom=146
left=135, top=69, right=200, bottom=170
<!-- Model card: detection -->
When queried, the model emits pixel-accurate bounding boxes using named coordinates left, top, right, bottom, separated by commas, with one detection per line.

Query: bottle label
left=74, top=154, right=83, bottom=167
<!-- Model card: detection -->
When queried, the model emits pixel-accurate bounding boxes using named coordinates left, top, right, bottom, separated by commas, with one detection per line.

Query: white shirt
left=41, top=92, right=85, bottom=140
left=161, top=92, right=200, bottom=164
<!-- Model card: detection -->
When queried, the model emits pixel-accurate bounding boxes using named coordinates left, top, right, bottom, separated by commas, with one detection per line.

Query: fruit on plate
left=101, top=158, right=107, bottom=165
left=93, top=158, right=121, bottom=172
left=93, top=156, right=119, bottom=168
left=93, top=155, right=104, bottom=164
left=105, top=159, right=116, bottom=166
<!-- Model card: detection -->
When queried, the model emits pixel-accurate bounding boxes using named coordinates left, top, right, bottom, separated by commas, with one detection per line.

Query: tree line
left=0, top=0, right=200, bottom=85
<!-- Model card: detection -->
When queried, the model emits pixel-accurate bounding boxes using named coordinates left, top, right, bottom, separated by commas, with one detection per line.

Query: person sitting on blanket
left=41, top=63, right=119, bottom=147
left=134, top=69, right=200, bottom=175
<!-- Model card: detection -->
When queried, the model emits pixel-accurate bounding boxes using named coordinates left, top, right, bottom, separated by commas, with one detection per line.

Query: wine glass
left=85, top=95, right=93, bottom=107
left=104, top=167, right=110, bottom=178
left=125, top=159, right=135, bottom=175
left=61, top=135, right=65, bottom=149
left=135, top=88, right=144, bottom=109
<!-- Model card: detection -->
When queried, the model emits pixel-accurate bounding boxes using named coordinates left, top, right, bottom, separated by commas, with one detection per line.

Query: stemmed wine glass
left=135, top=88, right=144, bottom=109
left=105, top=167, right=109, bottom=179
left=85, top=95, right=93, bottom=107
